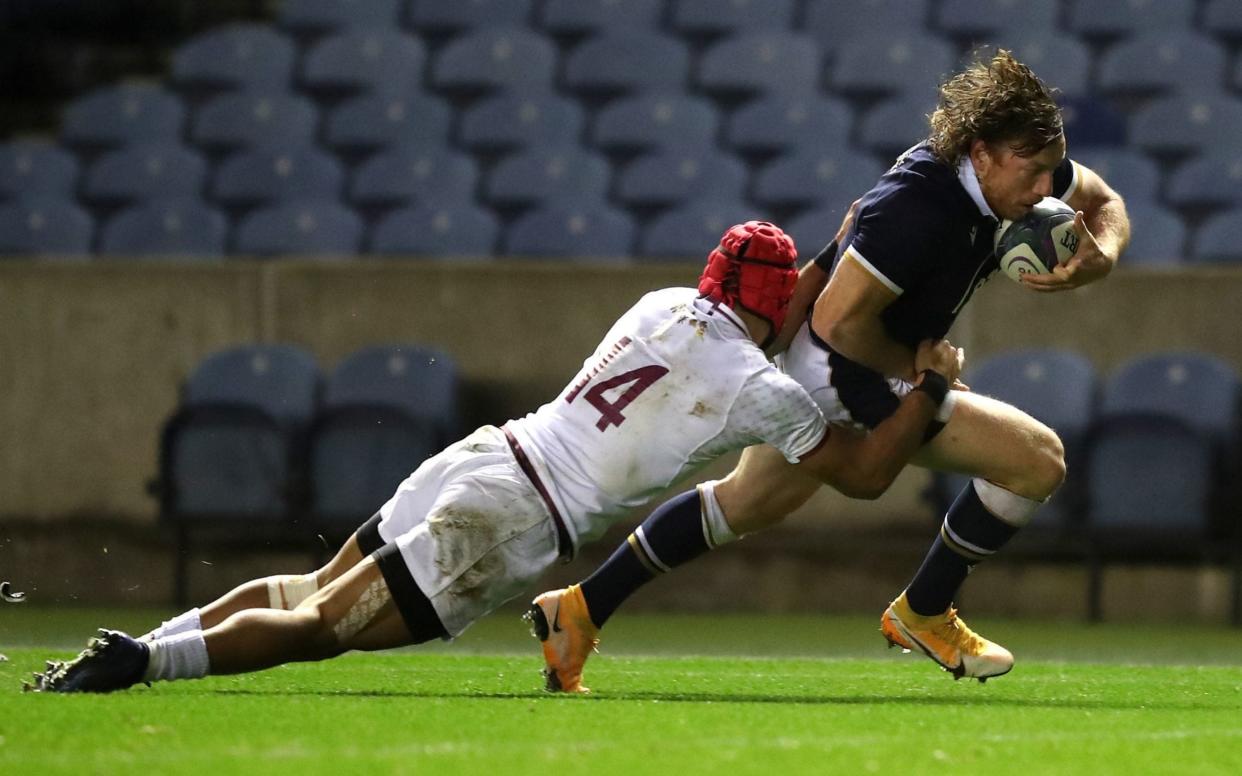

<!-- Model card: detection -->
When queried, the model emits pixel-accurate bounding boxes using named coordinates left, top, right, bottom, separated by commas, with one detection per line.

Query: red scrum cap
left=697, top=221, right=798, bottom=345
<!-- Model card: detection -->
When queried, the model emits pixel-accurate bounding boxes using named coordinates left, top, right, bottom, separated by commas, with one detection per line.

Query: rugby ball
left=993, top=197, right=1079, bottom=282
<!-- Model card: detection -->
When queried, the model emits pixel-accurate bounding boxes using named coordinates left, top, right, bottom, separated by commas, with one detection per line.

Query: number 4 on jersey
left=574, top=365, right=669, bottom=431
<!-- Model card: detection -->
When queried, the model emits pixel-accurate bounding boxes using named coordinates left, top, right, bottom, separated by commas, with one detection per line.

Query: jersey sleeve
left=844, top=179, right=949, bottom=296
left=726, top=364, right=828, bottom=463
left=1053, top=156, right=1079, bottom=201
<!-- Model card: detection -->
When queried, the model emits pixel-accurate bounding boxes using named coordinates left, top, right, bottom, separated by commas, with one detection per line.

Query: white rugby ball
left=993, top=197, right=1079, bottom=282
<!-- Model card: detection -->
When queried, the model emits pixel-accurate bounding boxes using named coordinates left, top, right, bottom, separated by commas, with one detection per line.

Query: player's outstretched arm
left=797, top=339, right=962, bottom=500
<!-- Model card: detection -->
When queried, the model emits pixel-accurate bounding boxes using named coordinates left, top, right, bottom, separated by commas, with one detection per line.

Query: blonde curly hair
left=928, top=49, right=1063, bottom=165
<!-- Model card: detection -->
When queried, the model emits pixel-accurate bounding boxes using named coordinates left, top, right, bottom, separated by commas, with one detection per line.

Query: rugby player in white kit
left=29, top=221, right=963, bottom=694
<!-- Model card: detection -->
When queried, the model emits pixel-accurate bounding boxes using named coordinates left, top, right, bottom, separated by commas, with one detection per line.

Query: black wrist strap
left=913, top=369, right=949, bottom=406
left=812, top=238, right=840, bottom=271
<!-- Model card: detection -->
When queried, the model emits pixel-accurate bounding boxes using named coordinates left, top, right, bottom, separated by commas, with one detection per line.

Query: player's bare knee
left=1022, top=427, right=1066, bottom=499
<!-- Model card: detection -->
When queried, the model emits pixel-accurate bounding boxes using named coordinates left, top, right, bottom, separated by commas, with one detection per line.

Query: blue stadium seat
left=324, top=93, right=451, bottom=152
left=1204, top=0, right=1242, bottom=41
left=191, top=92, right=319, bottom=151
left=431, top=27, right=556, bottom=93
left=405, top=0, right=533, bottom=35
left=803, top=0, right=930, bottom=59
left=752, top=150, right=885, bottom=209
left=829, top=31, right=956, bottom=96
left=563, top=30, right=691, bottom=94
left=212, top=146, right=344, bottom=207
left=83, top=143, right=207, bottom=205
left=60, top=84, right=185, bottom=149
left=785, top=204, right=852, bottom=259
left=155, top=343, right=320, bottom=602
left=308, top=344, right=458, bottom=523
left=485, top=147, right=611, bottom=208
left=1067, top=0, right=1194, bottom=38
left=934, top=349, right=1099, bottom=532
left=171, top=24, right=297, bottom=92
left=725, top=94, right=853, bottom=154
left=301, top=29, right=426, bottom=97
left=856, top=94, right=936, bottom=159
left=1096, top=32, right=1226, bottom=97
left=1191, top=208, right=1242, bottom=265
left=638, top=200, right=762, bottom=259
left=504, top=202, right=635, bottom=260
left=935, top=0, right=1059, bottom=39
left=1119, top=202, right=1186, bottom=266
left=278, top=0, right=402, bottom=33
left=540, top=0, right=664, bottom=35
left=697, top=31, right=821, bottom=96
left=1072, top=149, right=1160, bottom=203
left=670, top=0, right=795, bottom=35
left=368, top=203, right=499, bottom=257
left=459, top=93, right=585, bottom=152
left=1059, top=95, right=1127, bottom=148
left=976, top=33, right=1091, bottom=98
left=1104, top=352, right=1240, bottom=450
left=616, top=148, right=747, bottom=208
left=0, top=141, right=78, bottom=200
left=1167, top=152, right=1242, bottom=210
left=1129, top=94, right=1242, bottom=156
left=234, top=201, right=363, bottom=256
left=350, top=146, right=478, bottom=207
left=98, top=199, right=227, bottom=258
left=593, top=93, right=720, bottom=152
left=0, top=197, right=93, bottom=256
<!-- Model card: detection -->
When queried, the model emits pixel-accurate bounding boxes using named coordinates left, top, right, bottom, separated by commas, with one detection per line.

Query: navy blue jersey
left=813, top=142, right=1077, bottom=348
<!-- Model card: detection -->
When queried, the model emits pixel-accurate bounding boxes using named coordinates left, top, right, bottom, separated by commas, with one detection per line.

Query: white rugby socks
left=143, top=630, right=210, bottom=682
left=141, top=607, right=201, bottom=642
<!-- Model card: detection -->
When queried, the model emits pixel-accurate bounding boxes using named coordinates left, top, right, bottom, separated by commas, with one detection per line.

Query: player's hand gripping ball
left=993, top=197, right=1079, bottom=282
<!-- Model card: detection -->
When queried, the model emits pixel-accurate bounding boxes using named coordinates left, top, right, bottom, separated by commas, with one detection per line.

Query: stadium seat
left=485, top=146, right=611, bottom=208
left=83, top=143, right=207, bottom=205
left=803, top=0, right=930, bottom=59
left=349, top=146, right=478, bottom=208
left=1167, top=152, right=1242, bottom=211
left=1059, top=95, right=1127, bottom=148
left=154, top=343, right=320, bottom=603
left=725, top=94, right=853, bottom=155
left=1203, top=0, right=1242, bottom=41
left=301, top=29, right=426, bottom=97
left=324, top=93, right=451, bottom=152
left=593, top=93, right=720, bottom=152
left=234, top=201, right=363, bottom=257
left=504, top=202, right=634, bottom=260
left=98, top=199, right=227, bottom=258
left=1067, top=0, right=1194, bottom=38
left=458, top=93, right=585, bottom=152
left=0, top=141, right=78, bottom=200
left=856, top=95, right=936, bottom=159
left=278, top=0, right=402, bottom=34
left=171, top=24, right=297, bottom=92
left=975, top=33, right=1091, bottom=98
left=1191, top=208, right=1242, bottom=265
left=1096, top=32, right=1226, bottom=97
left=368, top=203, right=499, bottom=257
left=540, top=0, right=664, bottom=35
left=752, top=150, right=885, bottom=209
left=60, top=84, right=185, bottom=149
left=785, top=204, right=852, bottom=259
left=212, top=146, right=344, bottom=208
left=829, top=31, right=956, bottom=97
left=670, top=0, right=796, bottom=36
left=1129, top=94, right=1242, bottom=157
left=615, top=147, right=747, bottom=208
left=405, top=0, right=533, bottom=35
left=638, top=200, right=763, bottom=259
left=1118, top=202, right=1186, bottom=266
left=932, top=349, right=1099, bottom=533
left=430, top=27, right=556, bottom=93
left=563, top=30, right=690, bottom=94
left=0, top=197, right=93, bottom=256
left=1072, top=149, right=1160, bottom=203
left=697, top=31, right=820, bottom=96
left=308, top=344, right=458, bottom=525
left=935, top=0, right=1059, bottom=39
left=1106, top=352, right=1240, bottom=450
left=191, top=92, right=319, bottom=151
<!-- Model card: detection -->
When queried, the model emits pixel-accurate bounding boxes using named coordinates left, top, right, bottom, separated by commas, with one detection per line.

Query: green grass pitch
left=3, top=607, right=1242, bottom=775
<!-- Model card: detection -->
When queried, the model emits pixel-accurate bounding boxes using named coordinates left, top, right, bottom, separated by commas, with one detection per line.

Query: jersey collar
left=691, top=294, right=749, bottom=339
left=957, top=155, right=998, bottom=220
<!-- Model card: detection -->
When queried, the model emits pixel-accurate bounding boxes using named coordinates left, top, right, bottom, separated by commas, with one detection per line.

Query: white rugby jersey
left=507, top=287, right=828, bottom=551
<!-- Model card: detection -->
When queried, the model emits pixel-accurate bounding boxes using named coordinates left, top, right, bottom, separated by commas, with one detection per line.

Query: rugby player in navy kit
left=537, top=50, right=1132, bottom=686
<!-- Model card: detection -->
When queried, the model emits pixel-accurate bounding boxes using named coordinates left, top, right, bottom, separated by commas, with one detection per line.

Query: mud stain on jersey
left=689, top=400, right=715, bottom=418
left=428, top=506, right=497, bottom=578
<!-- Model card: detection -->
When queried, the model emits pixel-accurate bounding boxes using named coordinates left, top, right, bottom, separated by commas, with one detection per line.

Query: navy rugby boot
left=27, top=629, right=149, bottom=693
